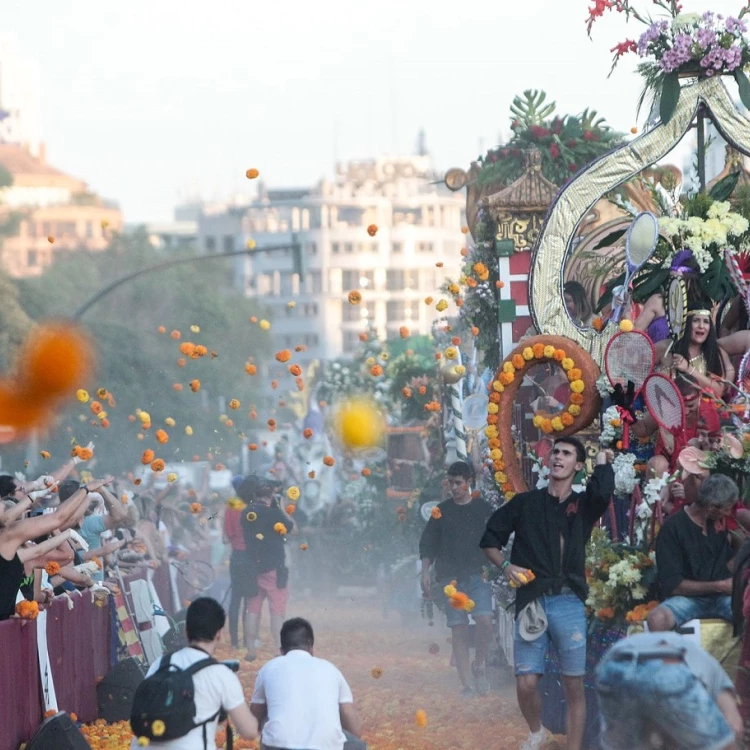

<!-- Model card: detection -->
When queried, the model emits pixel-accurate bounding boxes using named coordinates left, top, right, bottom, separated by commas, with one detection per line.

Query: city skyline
left=5, top=0, right=746, bottom=223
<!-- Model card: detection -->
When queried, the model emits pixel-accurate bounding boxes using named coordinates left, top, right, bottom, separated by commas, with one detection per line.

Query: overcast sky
left=3, top=0, right=745, bottom=222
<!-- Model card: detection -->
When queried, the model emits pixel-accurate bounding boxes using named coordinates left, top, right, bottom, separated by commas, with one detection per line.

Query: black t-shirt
left=0, top=551, right=25, bottom=620
left=241, top=502, right=294, bottom=574
left=481, top=464, right=614, bottom=614
left=656, top=508, right=734, bottom=599
left=419, top=497, right=493, bottom=581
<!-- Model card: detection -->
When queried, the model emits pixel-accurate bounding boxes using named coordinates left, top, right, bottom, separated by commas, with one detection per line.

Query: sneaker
left=471, top=661, right=490, bottom=695
left=460, top=685, right=475, bottom=699
left=520, top=728, right=549, bottom=750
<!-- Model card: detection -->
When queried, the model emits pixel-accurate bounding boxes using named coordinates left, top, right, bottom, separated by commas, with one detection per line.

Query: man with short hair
left=647, top=473, right=738, bottom=632
left=419, top=460, right=494, bottom=696
left=481, top=437, right=614, bottom=750
left=250, top=617, right=365, bottom=750
left=131, top=597, right=257, bottom=749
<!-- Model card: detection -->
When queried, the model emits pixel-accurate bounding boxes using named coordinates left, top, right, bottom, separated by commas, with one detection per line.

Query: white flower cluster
left=596, top=373, right=614, bottom=399
left=659, top=204, right=749, bottom=272
left=600, top=405, right=622, bottom=446
left=633, top=474, right=668, bottom=545
left=613, top=452, right=638, bottom=496
left=605, top=558, right=643, bottom=588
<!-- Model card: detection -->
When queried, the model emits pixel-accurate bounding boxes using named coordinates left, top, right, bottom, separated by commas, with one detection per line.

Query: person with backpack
left=130, top=597, right=258, bottom=750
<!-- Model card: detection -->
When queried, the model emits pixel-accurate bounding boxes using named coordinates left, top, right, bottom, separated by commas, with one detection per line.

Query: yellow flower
left=490, top=448, right=503, bottom=460
left=445, top=346, right=458, bottom=360
left=443, top=584, right=457, bottom=597
left=415, top=710, right=428, bottom=728
left=167, top=472, right=178, bottom=483
left=185, top=425, right=193, bottom=435
left=484, top=425, right=499, bottom=439
left=165, top=417, right=176, bottom=427
left=561, top=358, right=574, bottom=371
left=256, top=533, right=264, bottom=540
left=505, top=491, right=515, bottom=501
left=492, top=380, right=504, bottom=393
left=568, top=404, right=581, bottom=416
left=522, top=347, right=534, bottom=361
left=502, top=361, right=515, bottom=374
left=487, top=402, right=499, bottom=415
left=543, top=345, right=555, bottom=358
left=97, top=411, right=108, bottom=420
left=151, top=720, right=166, bottom=737
left=139, top=411, right=151, bottom=423
left=229, top=399, right=241, bottom=410
left=551, top=416, right=564, bottom=432
left=454, top=365, right=466, bottom=376
left=533, top=414, right=543, bottom=428
left=40, top=450, right=50, bottom=459
left=246, top=239, right=256, bottom=250
left=246, top=511, right=258, bottom=522
left=259, top=319, right=271, bottom=330
left=274, top=522, right=287, bottom=535
left=190, top=325, right=200, bottom=333
left=436, top=299, right=448, bottom=312
left=227, top=497, right=246, bottom=511
left=138, top=738, right=150, bottom=747
left=76, top=389, right=89, bottom=403
left=463, top=598, right=476, bottom=613
left=495, top=471, right=508, bottom=484
left=287, top=486, right=300, bottom=501
left=570, top=379, right=585, bottom=394
left=619, top=319, right=634, bottom=332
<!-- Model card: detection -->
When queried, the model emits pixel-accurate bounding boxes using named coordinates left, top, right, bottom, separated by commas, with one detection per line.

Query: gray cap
left=517, top=599, right=548, bottom=641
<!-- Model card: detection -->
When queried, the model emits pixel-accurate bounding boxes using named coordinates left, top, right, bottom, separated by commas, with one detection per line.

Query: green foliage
left=8, top=230, right=271, bottom=474
left=477, top=91, right=623, bottom=188
left=0, top=163, right=12, bottom=190
left=0, top=269, right=32, bottom=370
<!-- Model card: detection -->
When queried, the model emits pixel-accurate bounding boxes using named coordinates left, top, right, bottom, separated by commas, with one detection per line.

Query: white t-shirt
left=251, top=650, right=353, bottom=750
left=130, top=647, right=245, bottom=750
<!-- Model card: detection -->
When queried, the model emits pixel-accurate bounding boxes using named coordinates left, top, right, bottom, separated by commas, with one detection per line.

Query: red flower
left=610, top=39, right=637, bottom=58
left=583, top=130, right=599, bottom=142
left=550, top=143, right=560, bottom=159
left=568, top=163, right=578, bottom=172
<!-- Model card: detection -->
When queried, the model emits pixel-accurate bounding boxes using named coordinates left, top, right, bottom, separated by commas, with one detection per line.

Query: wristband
left=500, top=560, right=510, bottom=571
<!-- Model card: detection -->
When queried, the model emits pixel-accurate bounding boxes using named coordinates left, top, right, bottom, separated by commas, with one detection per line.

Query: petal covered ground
left=81, top=595, right=567, bottom=749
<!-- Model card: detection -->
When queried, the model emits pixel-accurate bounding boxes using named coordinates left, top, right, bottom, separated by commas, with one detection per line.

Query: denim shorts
left=596, top=656, right=734, bottom=750
left=441, top=574, right=493, bottom=627
left=513, top=593, right=586, bottom=677
left=659, top=594, right=732, bottom=628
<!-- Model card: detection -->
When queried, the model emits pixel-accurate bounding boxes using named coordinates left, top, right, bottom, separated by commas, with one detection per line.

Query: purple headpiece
left=670, top=249, right=695, bottom=276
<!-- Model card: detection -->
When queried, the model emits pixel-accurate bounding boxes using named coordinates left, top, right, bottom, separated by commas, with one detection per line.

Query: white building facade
left=197, top=156, right=465, bottom=361
left=0, top=35, right=41, bottom=155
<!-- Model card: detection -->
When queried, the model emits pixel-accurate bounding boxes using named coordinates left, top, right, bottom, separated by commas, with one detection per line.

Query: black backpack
left=130, top=653, right=228, bottom=748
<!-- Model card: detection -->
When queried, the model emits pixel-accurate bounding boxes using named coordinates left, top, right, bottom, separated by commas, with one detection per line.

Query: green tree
left=10, top=230, right=272, bottom=475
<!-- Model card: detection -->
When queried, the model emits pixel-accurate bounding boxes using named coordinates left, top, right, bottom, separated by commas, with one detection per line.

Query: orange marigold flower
left=248, top=443, right=258, bottom=451
left=268, top=418, right=277, bottom=428
left=289, top=364, right=302, bottom=376
left=274, top=522, right=288, bottom=535
left=348, top=290, right=362, bottom=305
left=361, top=468, right=371, bottom=477
left=90, top=401, right=103, bottom=415
left=308, top=470, right=316, bottom=479
left=399, top=326, right=410, bottom=338
left=553, top=349, right=565, bottom=361
left=177, top=357, right=187, bottom=367
left=225, top=418, right=234, bottom=428
left=596, top=607, right=615, bottom=620
left=190, top=502, right=202, bottom=514
left=370, top=364, right=383, bottom=377
left=359, top=332, right=368, bottom=342
left=532, top=343, right=545, bottom=358
left=449, top=591, right=469, bottom=610
left=488, top=438, right=501, bottom=449
left=285, top=504, right=296, bottom=514
left=275, top=350, right=292, bottom=363
left=300, top=543, right=309, bottom=550
left=568, top=368, right=582, bottom=382
left=367, top=224, right=378, bottom=237
left=45, top=561, right=60, bottom=576
left=451, top=336, right=461, bottom=346
left=371, top=666, right=384, bottom=679
left=155, top=429, right=169, bottom=444
left=40, top=450, right=50, bottom=459
left=466, top=277, right=478, bottom=288
left=295, top=377, right=305, bottom=391
left=141, top=449, right=155, bottom=465
left=487, top=414, right=498, bottom=425
left=431, top=506, right=442, bottom=519
left=561, top=412, right=575, bottom=427
left=229, top=398, right=240, bottom=410
left=246, top=168, right=260, bottom=179
left=173, top=383, right=183, bottom=391
left=179, top=341, right=196, bottom=356
left=150, top=459, right=165, bottom=472
left=194, top=344, right=208, bottom=358
left=592, top=317, right=605, bottom=332
left=471, top=326, right=480, bottom=336
left=489, top=391, right=501, bottom=404
left=418, top=385, right=427, bottom=395
left=189, top=379, right=200, bottom=392
left=570, top=393, right=585, bottom=405
left=402, top=387, right=412, bottom=398
left=323, top=456, right=335, bottom=466
left=415, top=709, right=428, bottom=728
left=511, top=354, right=525, bottom=369
left=244, top=363, right=257, bottom=376
left=157, top=326, right=166, bottom=334
left=303, top=428, right=313, bottom=439
left=170, top=330, right=181, bottom=340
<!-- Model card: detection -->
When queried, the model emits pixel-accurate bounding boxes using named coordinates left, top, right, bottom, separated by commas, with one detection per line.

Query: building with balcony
left=197, top=155, right=465, bottom=362
left=0, top=143, right=122, bottom=277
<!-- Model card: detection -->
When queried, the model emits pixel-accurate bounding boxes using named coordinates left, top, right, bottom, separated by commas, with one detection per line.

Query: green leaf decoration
left=632, top=267, right=669, bottom=302
left=660, top=73, right=680, bottom=125
left=709, top=171, right=740, bottom=202
left=702, top=255, right=735, bottom=302
left=509, top=89, right=557, bottom=127
left=593, top=229, right=626, bottom=251
left=735, top=69, right=750, bottom=111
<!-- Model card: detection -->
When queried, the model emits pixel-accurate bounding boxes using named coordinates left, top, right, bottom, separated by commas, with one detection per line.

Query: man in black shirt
left=647, top=473, right=737, bottom=632
left=481, top=438, right=614, bottom=750
left=419, top=461, right=494, bottom=697
left=239, top=477, right=296, bottom=661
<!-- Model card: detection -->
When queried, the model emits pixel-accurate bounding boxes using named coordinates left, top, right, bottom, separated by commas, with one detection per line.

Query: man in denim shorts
left=647, top=474, right=737, bottom=632
left=596, top=631, right=741, bottom=749
left=481, top=438, right=614, bottom=750
left=419, top=461, right=494, bottom=697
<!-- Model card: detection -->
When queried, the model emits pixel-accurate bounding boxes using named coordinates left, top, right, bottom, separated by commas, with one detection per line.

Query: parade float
left=438, top=2, right=750, bottom=743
